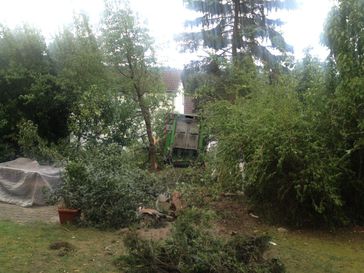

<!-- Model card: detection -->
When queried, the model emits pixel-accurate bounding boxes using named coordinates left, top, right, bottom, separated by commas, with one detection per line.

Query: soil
left=211, top=196, right=263, bottom=236
left=127, top=196, right=264, bottom=241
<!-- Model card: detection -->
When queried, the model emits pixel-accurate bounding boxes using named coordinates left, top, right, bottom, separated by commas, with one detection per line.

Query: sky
left=0, top=0, right=335, bottom=68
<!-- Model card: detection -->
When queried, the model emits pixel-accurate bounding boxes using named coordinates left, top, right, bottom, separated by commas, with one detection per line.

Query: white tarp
left=0, top=158, right=62, bottom=207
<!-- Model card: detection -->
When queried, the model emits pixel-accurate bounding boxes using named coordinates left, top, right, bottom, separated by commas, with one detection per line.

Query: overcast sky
left=0, top=0, right=335, bottom=68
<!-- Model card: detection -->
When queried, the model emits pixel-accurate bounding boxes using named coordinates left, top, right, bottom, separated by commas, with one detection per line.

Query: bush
left=156, top=165, right=219, bottom=208
left=17, top=119, right=64, bottom=164
left=116, top=208, right=285, bottom=273
left=204, top=83, right=347, bottom=227
left=0, top=143, right=16, bottom=163
left=58, top=144, right=165, bottom=228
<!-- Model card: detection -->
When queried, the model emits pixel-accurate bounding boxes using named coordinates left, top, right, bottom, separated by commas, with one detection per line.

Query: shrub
left=0, top=143, right=16, bottom=163
left=17, top=119, right=64, bottom=164
left=156, top=165, right=219, bottom=208
left=116, top=208, right=285, bottom=273
left=204, top=83, right=347, bottom=227
left=58, top=144, right=164, bottom=228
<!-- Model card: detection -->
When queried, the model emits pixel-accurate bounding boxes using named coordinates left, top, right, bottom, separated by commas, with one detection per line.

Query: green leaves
left=60, top=144, right=162, bottom=228
left=180, top=0, right=295, bottom=65
left=198, top=2, right=364, bottom=227
left=118, top=208, right=284, bottom=273
left=101, top=0, right=170, bottom=169
left=323, top=1, right=364, bottom=224
left=203, top=73, right=350, bottom=226
left=0, top=25, right=70, bottom=154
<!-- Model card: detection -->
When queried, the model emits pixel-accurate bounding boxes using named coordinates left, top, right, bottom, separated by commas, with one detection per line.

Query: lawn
left=0, top=221, right=123, bottom=273
left=213, top=198, right=364, bottom=273
left=1, top=205, right=364, bottom=273
left=270, top=228, right=364, bottom=273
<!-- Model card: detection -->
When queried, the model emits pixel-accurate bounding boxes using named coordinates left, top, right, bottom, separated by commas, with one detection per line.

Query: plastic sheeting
left=0, top=158, right=62, bottom=207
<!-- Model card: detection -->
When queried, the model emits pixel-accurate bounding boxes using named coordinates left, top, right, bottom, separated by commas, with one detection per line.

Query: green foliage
left=69, top=85, right=137, bottom=146
left=180, top=0, right=296, bottom=64
left=101, top=0, right=170, bottom=168
left=49, top=14, right=136, bottom=147
left=17, top=119, right=63, bottom=163
left=0, top=15, right=138, bottom=162
left=58, top=144, right=163, bottom=228
left=156, top=166, right=217, bottom=207
left=322, top=0, right=364, bottom=224
left=0, top=20, right=113, bottom=160
left=294, top=48, right=325, bottom=96
left=182, top=55, right=263, bottom=112
left=0, top=24, right=70, bottom=158
left=49, top=14, right=106, bottom=91
left=117, top=208, right=285, bottom=273
left=204, top=72, right=351, bottom=226
left=323, top=0, right=364, bottom=79
left=195, top=13, right=364, bottom=225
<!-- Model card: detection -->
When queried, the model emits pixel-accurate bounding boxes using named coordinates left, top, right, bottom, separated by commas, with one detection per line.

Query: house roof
left=161, top=69, right=182, bottom=93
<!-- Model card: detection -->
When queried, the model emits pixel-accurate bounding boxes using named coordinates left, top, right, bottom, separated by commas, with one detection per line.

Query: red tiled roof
left=161, top=70, right=182, bottom=93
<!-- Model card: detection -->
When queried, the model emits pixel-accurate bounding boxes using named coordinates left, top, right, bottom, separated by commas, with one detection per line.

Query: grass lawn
left=1, top=206, right=364, bottom=273
left=214, top=198, right=364, bottom=273
left=269, top=228, right=364, bottom=273
left=0, top=221, right=123, bottom=273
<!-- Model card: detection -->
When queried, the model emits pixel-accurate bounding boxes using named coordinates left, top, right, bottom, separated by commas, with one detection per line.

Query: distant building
left=161, top=69, right=195, bottom=114
left=161, top=69, right=181, bottom=94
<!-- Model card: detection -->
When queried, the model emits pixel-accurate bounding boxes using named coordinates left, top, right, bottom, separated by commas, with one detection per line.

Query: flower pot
left=58, top=208, right=81, bottom=224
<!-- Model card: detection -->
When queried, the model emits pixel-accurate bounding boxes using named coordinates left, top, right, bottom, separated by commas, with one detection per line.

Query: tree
left=324, top=0, right=364, bottom=177
left=323, top=0, right=364, bottom=223
left=49, top=14, right=107, bottom=92
left=49, top=14, right=136, bottom=146
left=180, top=0, right=296, bottom=65
left=182, top=54, right=262, bottom=110
left=101, top=0, right=164, bottom=169
left=0, top=24, right=70, bottom=160
left=294, top=48, right=325, bottom=96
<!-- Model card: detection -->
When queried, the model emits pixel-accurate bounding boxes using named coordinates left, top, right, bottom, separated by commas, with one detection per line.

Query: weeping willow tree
left=180, top=0, right=296, bottom=65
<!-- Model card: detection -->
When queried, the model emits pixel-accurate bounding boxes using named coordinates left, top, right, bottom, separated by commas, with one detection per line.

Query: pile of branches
left=116, top=208, right=285, bottom=273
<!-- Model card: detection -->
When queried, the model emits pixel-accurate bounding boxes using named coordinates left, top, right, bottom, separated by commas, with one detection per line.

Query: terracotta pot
left=58, top=208, right=81, bottom=224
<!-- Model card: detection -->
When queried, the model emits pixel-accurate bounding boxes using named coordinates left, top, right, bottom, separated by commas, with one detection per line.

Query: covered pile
left=0, top=158, right=62, bottom=207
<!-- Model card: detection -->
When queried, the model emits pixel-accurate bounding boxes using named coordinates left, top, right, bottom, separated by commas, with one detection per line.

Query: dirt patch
left=211, top=197, right=264, bottom=236
left=49, top=241, right=75, bottom=250
left=49, top=241, right=76, bottom=256
left=132, top=196, right=262, bottom=241
left=126, top=196, right=263, bottom=241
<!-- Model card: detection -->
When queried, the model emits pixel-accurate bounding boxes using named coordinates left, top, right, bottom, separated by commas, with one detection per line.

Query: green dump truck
left=163, top=113, right=205, bottom=166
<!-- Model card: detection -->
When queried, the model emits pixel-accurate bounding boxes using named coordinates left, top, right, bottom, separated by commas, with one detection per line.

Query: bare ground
left=0, top=202, right=59, bottom=224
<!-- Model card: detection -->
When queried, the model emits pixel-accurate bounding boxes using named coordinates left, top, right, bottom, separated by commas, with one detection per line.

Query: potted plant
left=46, top=188, right=81, bottom=225
left=58, top=207, right=81, bottom=224
left=51, top=161, right=85, bottom=225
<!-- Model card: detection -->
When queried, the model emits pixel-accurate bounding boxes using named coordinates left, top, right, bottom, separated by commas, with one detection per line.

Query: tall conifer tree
left=181, top=0, right=296, bottom=65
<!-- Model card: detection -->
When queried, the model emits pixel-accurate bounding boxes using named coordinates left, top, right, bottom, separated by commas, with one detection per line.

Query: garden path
left=0, top=202, right=59, bottom=223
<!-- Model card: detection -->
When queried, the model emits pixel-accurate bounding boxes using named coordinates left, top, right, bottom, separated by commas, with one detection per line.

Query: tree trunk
left=125, top=52, right=158, bottom=170
left=232, top=0, right=241, bottom=63
left=135, top=86, right=158, bottom=170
